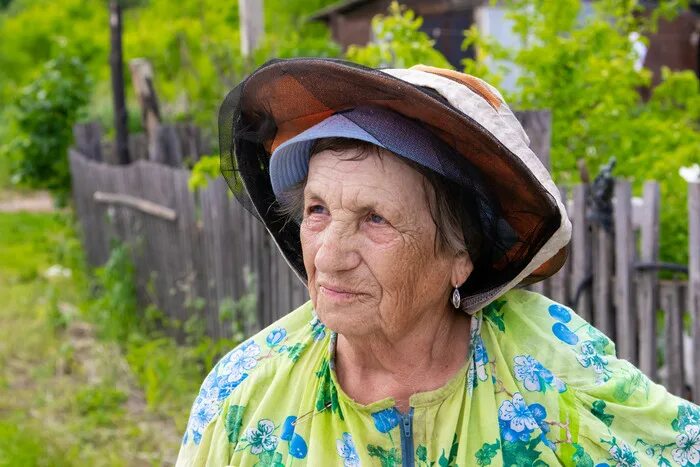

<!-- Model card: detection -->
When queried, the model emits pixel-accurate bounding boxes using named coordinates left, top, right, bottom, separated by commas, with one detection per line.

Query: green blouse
left=176, top=289, right=699, bottom=466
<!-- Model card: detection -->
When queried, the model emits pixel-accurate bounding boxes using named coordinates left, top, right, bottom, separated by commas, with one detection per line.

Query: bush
left=6, top=54, right=91, bottom=202
left=346, top=1, right=452, bottom=69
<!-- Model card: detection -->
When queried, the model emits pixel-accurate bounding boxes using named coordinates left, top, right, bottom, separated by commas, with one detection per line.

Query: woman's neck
left=333, top=305, right=472, bottom=412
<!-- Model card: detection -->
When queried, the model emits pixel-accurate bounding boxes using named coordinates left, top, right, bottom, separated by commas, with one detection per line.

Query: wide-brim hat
left=219, top=57, right=571, bottom=314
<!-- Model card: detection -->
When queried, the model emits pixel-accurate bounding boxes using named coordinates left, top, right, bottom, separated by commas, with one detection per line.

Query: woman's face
left=300, top=147, right=472, bottom=339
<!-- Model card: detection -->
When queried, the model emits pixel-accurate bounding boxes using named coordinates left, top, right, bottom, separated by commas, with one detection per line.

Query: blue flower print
left=281, top=415, right=296, bottom=441
left=552, top=322, right=579, bottom=345
left=473, top=334, right=489, bottom=377
left=183, top=341, right=262, bottom=445
left=266, top=327, right=287, bottom=348
left=577, top=341, right=611, bottom=383
left=675, top=404, right=700, bottom=432
left=372, top=407, right=401, bottom=433
left=672, top=424, right=700, bottom=466
left=278, top=415, right=308, bottom=459
left=513, top=355, right=566, bottom=393
left=468, top=325, right=489, bottom=394
left=528, top=403, right=555, bottom=450
left=219, top=341, right=261, bottom=386
left=185, top=371, right=221, bottom=444
left=337, top=432, right=361, bottom=467
left=548, top=303, right=572, bottom=323
left=244, top=419, right=279, bottom=455
left=310, top=315, right=326, bottom=341
left=498, top=393, right=541, bottom=442
left=606, top=438, right=641, bottom=467
left=216, top=373, right=248, bottom=400
left=289, top=433, right=308, bottom=459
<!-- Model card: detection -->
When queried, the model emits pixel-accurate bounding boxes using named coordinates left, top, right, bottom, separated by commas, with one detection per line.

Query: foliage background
left=459, top=0, right=698, bottom=267
left=2, top=0, right=696, bottom=263
left=0, top=0, right=697, bottom=463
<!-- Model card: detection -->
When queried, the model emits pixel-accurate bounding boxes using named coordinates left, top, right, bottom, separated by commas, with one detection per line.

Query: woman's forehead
left=305, top=149, right=428, bottom=206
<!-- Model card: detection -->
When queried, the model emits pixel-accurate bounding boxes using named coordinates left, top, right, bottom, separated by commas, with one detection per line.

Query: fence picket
left=638, top=181, right=660, bottom=380
left=614, top=180, right=637, bottom=364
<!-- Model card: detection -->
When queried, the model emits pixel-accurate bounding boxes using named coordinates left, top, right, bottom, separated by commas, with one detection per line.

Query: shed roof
left=308, top=0, right=381, bottom=21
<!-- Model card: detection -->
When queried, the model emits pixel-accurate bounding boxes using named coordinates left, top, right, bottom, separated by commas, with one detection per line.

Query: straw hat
left=218, top=57, right=571, bottom=314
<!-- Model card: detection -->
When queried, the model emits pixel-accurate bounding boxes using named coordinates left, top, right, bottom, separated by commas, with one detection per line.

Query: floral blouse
left=176, top=289, right=700, bottom=466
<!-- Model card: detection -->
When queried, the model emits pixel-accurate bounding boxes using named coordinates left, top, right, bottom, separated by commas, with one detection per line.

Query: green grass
left=0, top=209, right=188, bottom=465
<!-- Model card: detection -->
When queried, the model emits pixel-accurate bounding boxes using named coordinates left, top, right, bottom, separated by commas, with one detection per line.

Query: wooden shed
left=309, top=0, right=479, bottom=69
left=309, top=0, right=700, bottom=84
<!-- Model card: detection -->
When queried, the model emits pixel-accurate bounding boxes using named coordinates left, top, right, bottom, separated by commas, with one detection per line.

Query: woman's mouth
left=319, top=284, right=362, bottom=302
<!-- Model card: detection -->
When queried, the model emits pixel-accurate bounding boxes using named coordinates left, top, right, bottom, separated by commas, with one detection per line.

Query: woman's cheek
left=361, top=224, right=401, bottom=246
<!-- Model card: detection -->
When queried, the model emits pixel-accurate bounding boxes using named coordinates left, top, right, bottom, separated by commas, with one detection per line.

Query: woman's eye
left=307, top=205, right=327, bottom=215
left=368, top=213, right=387, bottom=225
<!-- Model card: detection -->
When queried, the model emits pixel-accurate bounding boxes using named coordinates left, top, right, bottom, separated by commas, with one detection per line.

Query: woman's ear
left=451, top=251, right=474, bottom=288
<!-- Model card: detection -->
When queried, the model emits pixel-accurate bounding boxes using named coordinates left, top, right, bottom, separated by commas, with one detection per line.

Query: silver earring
left=451, top=287, right=461, bottom=309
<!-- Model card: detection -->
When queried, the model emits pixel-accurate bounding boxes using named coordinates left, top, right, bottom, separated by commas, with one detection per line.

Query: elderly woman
left=177, top=59, right=698, bottom=466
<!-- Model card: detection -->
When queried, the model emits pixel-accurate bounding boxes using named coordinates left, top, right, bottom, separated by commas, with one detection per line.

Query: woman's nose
left=314, top=222, right=361, bottom=273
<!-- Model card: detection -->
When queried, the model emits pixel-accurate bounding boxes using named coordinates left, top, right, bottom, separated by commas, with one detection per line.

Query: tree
left=462, top=0, right=699, bottom=265
left=110, top=0, right=130, bottom=164
left=346, top=1, right=452, bottom=69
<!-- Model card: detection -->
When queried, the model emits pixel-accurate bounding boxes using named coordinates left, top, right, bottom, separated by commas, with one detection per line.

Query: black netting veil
left=219, top=57, right=563, bottom=298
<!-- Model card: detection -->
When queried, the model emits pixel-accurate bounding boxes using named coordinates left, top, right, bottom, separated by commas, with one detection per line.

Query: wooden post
left=689, top=181, right=700, bottom=403
left=109, top=0, right=130, bottom=164
left=638, top=181, right=660, bottom=380
left=239, top=0, right=264, bottom=57
left=662, top=281, right=685, bottom=397
left=129, top=58, right=162, bottom=161
left=73, top=122, right=103, bottom=161
left=548, top=186, right=570, bottom=305
left=572, top=184, right=592, bottom=321
left=593, top=223, right=614, bottom=338
left=614, top=180, right=637, bottom=363
left=513, top=110, right=551, bottom=170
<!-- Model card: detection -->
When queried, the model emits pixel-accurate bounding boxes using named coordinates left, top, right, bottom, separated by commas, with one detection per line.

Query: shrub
left=7, top=54, right=91, bottom=203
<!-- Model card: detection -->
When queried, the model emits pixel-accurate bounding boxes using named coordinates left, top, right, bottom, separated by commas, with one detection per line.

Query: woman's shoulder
left=180, top=300, right=328, bottom=447
left=481, top=288, right=621, bottom=388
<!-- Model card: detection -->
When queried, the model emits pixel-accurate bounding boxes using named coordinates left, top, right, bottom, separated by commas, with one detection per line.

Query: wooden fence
left=68, top=119, right=700, bottom=401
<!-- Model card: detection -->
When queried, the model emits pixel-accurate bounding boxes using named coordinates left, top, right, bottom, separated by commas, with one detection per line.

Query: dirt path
left=0, top=209, right=183, bottom=466
left=0, top=190, right=56, bottom=212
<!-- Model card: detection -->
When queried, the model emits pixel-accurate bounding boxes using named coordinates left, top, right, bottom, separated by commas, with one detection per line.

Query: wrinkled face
left=300, top=147, right=469, bottom=339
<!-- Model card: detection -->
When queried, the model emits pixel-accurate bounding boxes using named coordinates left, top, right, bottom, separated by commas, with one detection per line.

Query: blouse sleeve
left=485, top=289, right=700, bottom=466
left=175, top=340, right=259, bottom=467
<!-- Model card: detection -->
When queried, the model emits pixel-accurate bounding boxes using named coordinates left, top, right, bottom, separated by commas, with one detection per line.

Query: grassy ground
left=0, top=209, right=192, bottom=466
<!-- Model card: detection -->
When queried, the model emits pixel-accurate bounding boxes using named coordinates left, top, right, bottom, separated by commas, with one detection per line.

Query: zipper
left=400, top=407, right=415, bottom=467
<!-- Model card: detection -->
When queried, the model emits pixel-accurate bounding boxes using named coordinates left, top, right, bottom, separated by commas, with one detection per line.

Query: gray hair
left=275, top=137, right=484, bottom=263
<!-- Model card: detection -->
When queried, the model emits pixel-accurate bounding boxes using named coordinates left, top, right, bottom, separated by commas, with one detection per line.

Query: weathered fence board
left=690, top=182, right=700, bottom=403
left=638, top=181, right=660, bottom=380
left=661, top=280, right=685, bottom=397
left=571, top=184, right=592, bottom=322
left=614, top=181, right=637, bottom=364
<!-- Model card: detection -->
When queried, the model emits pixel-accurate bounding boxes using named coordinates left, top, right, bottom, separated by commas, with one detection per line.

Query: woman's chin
left=315, top=300, right=374, bottom=336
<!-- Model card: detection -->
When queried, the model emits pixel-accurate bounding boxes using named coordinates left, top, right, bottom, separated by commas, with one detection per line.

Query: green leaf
left=590, top=400, right=614, bottom=427
left=417, top=445, right=428, bottom=462
left=571, top=443, right=594, bottom=467
left=314, top=358, right=344, bottom=420
left=475, top=439, right=500, bottom=466
left=483, top=300, right=507, bottom=332
left=286, top=342, right=306, bottom=362
left=502, top=440, right=543, bottom=467
left=225, top=404, right=246, bottom=444
left=368, top=444, right=401, bottom=467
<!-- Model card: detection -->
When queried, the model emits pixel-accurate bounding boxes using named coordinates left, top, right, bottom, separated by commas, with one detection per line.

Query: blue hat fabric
left=269, top=105, right=464, bottom=196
